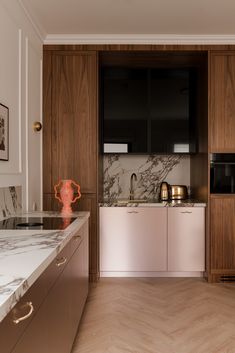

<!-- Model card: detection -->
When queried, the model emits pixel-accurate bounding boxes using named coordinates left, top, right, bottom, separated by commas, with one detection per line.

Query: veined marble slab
left=100, top=200, right=207, bottom=207
left=0, top=211, right=90, bottom=323
left=0, top=186, right=22, bottom=220
left=103, top=154, right=190, bottom=201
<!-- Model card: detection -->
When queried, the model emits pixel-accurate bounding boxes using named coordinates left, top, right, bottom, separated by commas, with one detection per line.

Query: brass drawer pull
left=127, top=211, right=139, bottom=214
left=13, top=302, right=34, bottom=325
left=73, top=235, right=81, bottom=241
left=56, top=257, right=67, bottom=267
left=180, top=211, right=192, bottom=214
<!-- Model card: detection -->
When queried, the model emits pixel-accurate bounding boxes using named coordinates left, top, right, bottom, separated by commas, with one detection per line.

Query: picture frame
left=0, top=103, right=9, bottom=161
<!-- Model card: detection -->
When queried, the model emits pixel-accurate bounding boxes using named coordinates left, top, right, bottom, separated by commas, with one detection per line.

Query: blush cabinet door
left=168, top=208, right=205, bottom=271
left=100, top=207, right=167, bottom=273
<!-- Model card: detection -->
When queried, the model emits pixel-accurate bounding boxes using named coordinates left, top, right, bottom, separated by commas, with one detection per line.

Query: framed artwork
left=0, top=103, right=9, bottom=161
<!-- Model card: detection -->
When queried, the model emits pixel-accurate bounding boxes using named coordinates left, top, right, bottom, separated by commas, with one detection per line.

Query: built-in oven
left=210, top=153, right=235, bottom=194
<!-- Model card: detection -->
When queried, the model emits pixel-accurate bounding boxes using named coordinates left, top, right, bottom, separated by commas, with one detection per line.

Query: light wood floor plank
left=72, top=278, right=235, bottom=353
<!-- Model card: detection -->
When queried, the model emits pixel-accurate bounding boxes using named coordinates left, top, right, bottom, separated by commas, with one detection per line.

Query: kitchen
left=1, top=1, right=235, bottom=352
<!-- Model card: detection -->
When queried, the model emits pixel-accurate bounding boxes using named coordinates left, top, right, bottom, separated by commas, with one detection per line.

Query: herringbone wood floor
left=72, top=278, right=235, bottom=353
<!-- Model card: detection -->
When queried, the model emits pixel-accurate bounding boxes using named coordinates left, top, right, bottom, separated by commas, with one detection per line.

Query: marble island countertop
left=0, top=211, right=90, bottom=323
left=100, top=199, right=207, bottom=207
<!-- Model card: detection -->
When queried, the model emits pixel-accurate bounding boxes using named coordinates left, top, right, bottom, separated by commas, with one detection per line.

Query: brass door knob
left=33, top=121, right=42, bottom=132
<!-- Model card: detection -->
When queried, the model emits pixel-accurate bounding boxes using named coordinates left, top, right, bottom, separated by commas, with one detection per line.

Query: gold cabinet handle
left=127, top=211, right=139, bottom=214
left=13, top=302, right=34, bottom=325
left=180, top=211, right=192, bottom=214
left=56, top=257, right=67, bottom=267
left=73, top=235, right=81, bottom=241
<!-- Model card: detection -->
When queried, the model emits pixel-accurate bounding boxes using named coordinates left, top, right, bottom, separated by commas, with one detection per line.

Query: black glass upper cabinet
left=101, top=66, right=197, bottom=154
left=102, top=67, right=148, bottom=153
left=150, top=68, right=196, bottom=153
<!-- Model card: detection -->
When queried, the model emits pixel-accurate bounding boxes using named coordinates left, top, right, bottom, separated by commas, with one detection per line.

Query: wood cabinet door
left=210, top=52, right=235, bottom=152
left=168, top=208, right=205, bottom=271
left=47, top=51, right=97, bottom=194
left=211, top=197, right=235, bottom=272
left=100, top=207, right=167, bottom=273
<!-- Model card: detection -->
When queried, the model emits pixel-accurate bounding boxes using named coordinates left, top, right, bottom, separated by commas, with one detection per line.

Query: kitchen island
left=0, top=211, right=89, bottom=353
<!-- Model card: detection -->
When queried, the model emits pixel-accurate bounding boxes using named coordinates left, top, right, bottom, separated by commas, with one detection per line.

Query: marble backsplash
left=103, top=155, right=190, bottom=201
left=0, top=186, right=22, bottom=220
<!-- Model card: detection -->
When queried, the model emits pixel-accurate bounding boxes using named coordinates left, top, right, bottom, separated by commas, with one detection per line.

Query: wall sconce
left=33, top=121, right=42, bottom=132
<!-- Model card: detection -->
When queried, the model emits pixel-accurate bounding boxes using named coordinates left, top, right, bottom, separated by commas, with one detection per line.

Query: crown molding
left=18, top=0, right=46, bottom=42
left=44, top=33, right=235, bottom=45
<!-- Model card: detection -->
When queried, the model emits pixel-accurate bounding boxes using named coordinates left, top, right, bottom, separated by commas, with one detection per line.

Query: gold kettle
left=160, top=182, right=169, bottom=201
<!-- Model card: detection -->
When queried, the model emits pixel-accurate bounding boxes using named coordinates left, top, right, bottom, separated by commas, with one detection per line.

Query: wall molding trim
left=18, top=29, right=22, bottom=174
left=18, top=0, right=45, bottom=42
left=44, top=34, right=235, bottom=45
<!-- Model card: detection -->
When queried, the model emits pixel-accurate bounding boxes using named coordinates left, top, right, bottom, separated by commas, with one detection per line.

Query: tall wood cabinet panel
left=210, top=52, right=235, bottom=152
left=43, top=50, right=99, bottom=281
left=51, top=51, right=97, bottom=193
left=210, top=197, right=235, bottom=273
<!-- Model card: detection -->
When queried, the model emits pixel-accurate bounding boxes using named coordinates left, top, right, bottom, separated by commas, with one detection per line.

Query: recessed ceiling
left=19, top=0, right=235, bottom=42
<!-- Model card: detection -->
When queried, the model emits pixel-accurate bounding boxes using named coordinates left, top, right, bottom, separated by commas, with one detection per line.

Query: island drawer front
left=70, top=223, right=87, bottom=255
left=0, top=236, right=74, bottom=353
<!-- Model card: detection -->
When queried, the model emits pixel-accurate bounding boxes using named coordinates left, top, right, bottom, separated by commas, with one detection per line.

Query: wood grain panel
left=51, top=52, right=97, bottom=194
left=44, top=44, right=235, bottom=52
left=211, top=197, right=235, bottom=272
left=43, top=50, right=99, bottom=281
left=210, top=52, right=235, bottom=151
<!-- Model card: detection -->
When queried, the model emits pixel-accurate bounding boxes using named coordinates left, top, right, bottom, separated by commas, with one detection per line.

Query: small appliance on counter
left=170, top=185, right=188, bottom=200
left=159, top=182, right=169, bottom=201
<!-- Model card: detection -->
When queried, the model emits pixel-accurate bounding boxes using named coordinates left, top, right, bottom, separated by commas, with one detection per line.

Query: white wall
left=0, top=0, right=43, bottom=211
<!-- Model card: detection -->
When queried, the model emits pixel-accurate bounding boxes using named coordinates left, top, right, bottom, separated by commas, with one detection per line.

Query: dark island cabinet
left=0, top=220, right=89, bottom=353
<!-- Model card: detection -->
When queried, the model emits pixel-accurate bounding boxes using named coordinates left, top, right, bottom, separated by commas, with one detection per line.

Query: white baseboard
left=100, top=271, right=204, bottom=278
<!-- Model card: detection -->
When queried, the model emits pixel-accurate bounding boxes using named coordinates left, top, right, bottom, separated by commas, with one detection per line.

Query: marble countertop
left=0, top=211, right=90, bottom=323
left=100, top=199, right=207, bottom=207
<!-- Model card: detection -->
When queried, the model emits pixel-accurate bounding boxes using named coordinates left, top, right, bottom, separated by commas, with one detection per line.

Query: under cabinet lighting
left=173, top=144, right=189, bottom=153
left=104, top=143, right=128, bottom=153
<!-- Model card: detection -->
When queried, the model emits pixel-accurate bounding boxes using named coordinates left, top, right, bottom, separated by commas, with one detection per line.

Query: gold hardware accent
left=127, top=211, right=139, bottom=214
left=33, top=121, right=42, bottom=132
left=180, top=211, right=193, bottom=214
left=74, top=235, right=81, bottom=241
left=13, top=302, right=34, bottom=324
left=56, top=257, right=67, bottom=267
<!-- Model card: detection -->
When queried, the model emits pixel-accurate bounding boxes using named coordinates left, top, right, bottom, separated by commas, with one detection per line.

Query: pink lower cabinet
left=100, top=207, right=167, bottom=275
left=167, top=208, right=205, bottom=272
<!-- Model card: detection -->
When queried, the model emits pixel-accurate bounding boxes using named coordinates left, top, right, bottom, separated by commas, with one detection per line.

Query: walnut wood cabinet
left=43, top=50, right=99, bottom=281
left=210, top=52, right=235, bottom=152
left=210, top=197, right=235, bottom=274
left=0, top=221, right=89, bottom=353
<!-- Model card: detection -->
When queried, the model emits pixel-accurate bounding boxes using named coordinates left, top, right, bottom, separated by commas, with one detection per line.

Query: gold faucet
left=130, top=173, right=137, bottom=200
